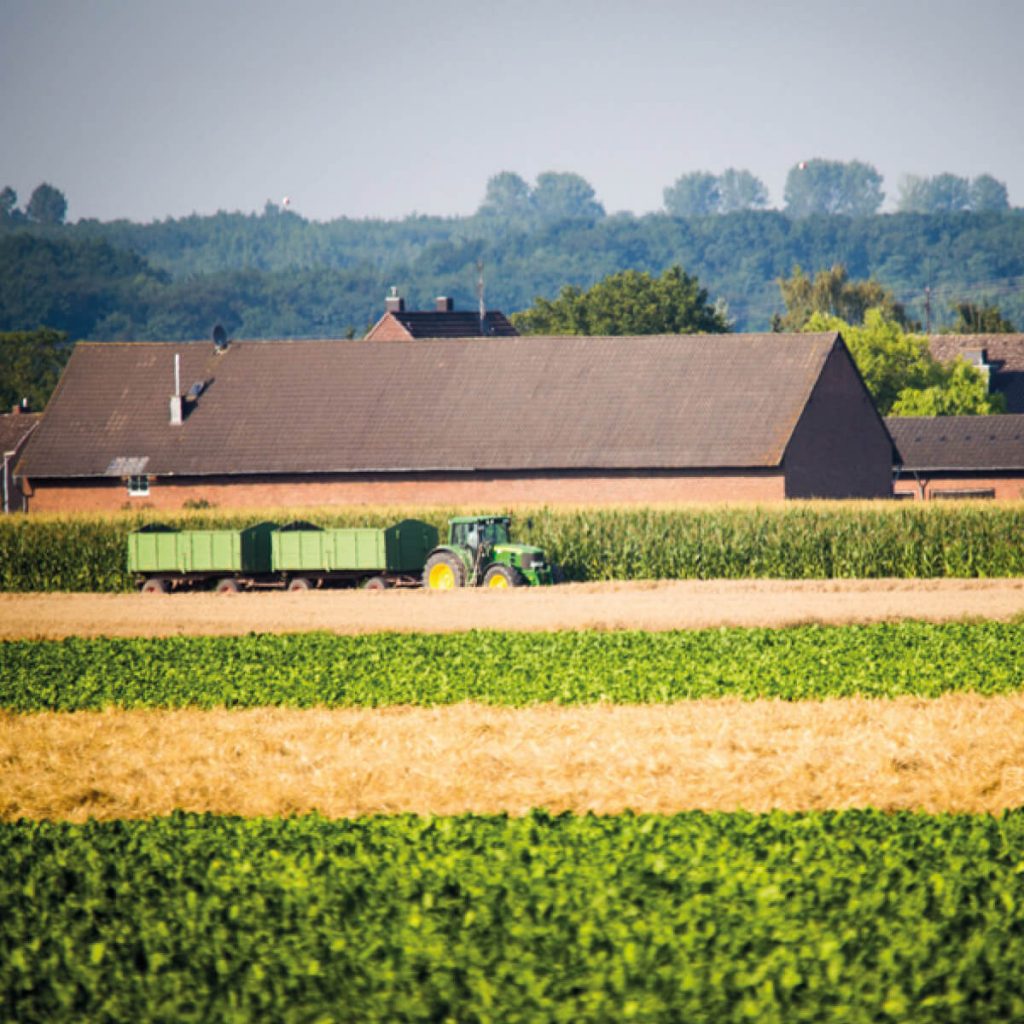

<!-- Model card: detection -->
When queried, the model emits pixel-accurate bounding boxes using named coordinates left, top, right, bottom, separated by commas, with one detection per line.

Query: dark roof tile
left=19, top=333, right=840, bottom=479
left=887, top=414, right=1024, bottom=471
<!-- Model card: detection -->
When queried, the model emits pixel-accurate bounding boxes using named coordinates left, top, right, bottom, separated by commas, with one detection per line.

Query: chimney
left=385, top=287, right=405, bottom=314
left=435, top=296, right=454, bottom=312
left=963, top=347, right=991, bottom=390
left=170, top=353, right=183, bottom=426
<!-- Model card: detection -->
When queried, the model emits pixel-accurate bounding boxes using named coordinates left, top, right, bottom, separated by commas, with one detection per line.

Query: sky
left=2, top=0, right=1023, bottom=224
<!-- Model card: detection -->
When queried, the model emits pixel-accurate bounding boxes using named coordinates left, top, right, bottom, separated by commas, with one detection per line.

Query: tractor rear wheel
left=483, top=564, right=525, bottom=588
left=423, top=552, right=466, bottom=590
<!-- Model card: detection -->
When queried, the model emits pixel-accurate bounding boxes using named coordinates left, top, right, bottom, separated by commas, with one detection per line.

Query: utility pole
left=477, top=259, right=486, bottom=335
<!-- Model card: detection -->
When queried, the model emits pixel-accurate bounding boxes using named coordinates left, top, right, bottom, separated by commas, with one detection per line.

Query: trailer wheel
left=423, top=552, right=466, bottom=590
left=215, top=578, right=241, bottom=594
left=363, top=576, right=389, bottom=591
left=483, top=564, right=524, bottom=588
left=140, top=577, right=170, bottom=594
left=287, top=577, right=312, bottom=592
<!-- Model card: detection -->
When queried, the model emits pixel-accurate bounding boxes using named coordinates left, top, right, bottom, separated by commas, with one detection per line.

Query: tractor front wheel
left=423, top=552, right=466, bottom=590
left=483, top=564, right=525, bottom=589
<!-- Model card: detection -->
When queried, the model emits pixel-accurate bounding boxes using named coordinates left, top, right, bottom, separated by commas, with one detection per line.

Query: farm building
left=1, top=405, right=42, bottom=513
left=15, top=332, right=895, bottom=511
left=927, top=335, right=1024, bottom=413
left=364, top=293, right=517, bottom=340
left=889, top=414, right=1024, bottom=500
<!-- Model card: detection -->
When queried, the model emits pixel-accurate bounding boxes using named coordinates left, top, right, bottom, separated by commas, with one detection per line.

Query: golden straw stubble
left=4, top=695, right=1024, bottom=821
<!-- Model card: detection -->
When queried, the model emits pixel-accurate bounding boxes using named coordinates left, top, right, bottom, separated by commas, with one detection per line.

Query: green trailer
left=129, top=522, right=277, bottom=593
left=129, top=519, right=438, bottom=592
left=271, top=519, right=438, bottom=590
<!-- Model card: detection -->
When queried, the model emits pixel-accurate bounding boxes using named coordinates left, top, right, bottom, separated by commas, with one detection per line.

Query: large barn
left=15, top=332, right=895, bottom=511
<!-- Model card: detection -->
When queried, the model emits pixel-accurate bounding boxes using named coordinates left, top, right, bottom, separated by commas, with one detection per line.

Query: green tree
left=26, top=183, right=67, bottom=225
left=532, top=172, right=604, bottom=223
left=968, top=175, right=1010, bottom=212
left=0, top=187, right=20, bottom=224
left=716, top=169, right=769, bottom=213
left=512, top=265, right=729, bottom=335
left=663, top=169, right=769, bottom=216
left=804, top=309, right=1003, bottom=415
left=896, top=173, right=970, bottom=213
left=899, top=173, right=1010, bottom=213
left=477, top=172, right=534, bottom=224
left=783, top=159, right=884, bottom=217
left=663, top=172, right=719, bottom=216
left=948, top=301, right=1015, bottom=333
left=890, top=358, right=1006, bottom=415
left=0, top=328, right=72, bottom=410
left=773, top=264, right=911, bottom=332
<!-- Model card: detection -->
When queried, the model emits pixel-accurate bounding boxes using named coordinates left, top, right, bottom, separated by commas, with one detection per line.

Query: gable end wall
left=363, top=315, right=413, bottom=341
left=784, top=343, right=893, bottom=498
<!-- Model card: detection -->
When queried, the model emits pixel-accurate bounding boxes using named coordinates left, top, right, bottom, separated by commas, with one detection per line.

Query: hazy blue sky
left=2, top=0, right=1022, bottom=223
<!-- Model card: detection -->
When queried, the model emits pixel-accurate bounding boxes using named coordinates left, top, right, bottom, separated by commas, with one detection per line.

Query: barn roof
left=927, top=334, right=1024, bottom=413
left=887, top=414, right=1024, bottom=472
left=18, top=333, right=843, bottom=479
left=0, top=412, right=42, bottom=455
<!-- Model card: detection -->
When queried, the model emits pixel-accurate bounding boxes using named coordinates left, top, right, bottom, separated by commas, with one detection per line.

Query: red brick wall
left=23, top=469, right=786, bottom=513
left=362, top=315, right=412, bottom=341
left=893, top=474, right=1024, bottom=501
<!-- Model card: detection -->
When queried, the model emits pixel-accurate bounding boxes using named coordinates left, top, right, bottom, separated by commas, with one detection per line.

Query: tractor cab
left=423, top=515, right=558, bottom=589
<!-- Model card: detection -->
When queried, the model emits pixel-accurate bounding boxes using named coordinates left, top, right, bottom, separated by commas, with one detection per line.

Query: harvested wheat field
left=2, top=577, right=1024, bottom=639
left=5, top=695, right=1024, bottom=821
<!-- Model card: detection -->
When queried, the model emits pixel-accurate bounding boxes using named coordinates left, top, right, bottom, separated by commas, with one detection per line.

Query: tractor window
left=450, top=523, right=468, bottom=547
left=480, top=521, right=510, bottom=545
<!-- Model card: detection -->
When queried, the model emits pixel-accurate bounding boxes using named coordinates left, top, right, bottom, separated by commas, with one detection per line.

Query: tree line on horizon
left=1, top=160, right=1014, bottom=232
left=0, top=161, right=1022, bottom=354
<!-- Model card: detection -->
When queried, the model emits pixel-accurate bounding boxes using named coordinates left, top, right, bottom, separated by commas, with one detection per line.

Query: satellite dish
left=213, top=324, right=228, bottom=350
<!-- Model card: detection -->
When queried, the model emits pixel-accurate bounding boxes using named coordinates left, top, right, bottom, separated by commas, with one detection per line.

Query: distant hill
left=2, top=209, right=1023, bottom=339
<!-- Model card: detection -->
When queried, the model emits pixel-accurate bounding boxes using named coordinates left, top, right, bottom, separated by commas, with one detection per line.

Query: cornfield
left=2, top=502, right=1024, bottom=591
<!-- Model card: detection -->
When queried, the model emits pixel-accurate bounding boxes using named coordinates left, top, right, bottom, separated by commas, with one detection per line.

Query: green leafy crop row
left=4, top=810, right=1024, bottom=1023
left=4, top=503, right=1024, bottom=591
left=3, top=621, right=1022, bottom=711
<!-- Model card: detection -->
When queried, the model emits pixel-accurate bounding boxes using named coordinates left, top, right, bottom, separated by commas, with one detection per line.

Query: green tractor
left=422, top=515, right=560, bottom=589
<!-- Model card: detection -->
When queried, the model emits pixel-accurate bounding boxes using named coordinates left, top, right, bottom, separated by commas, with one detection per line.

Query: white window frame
left=127, top=475, right=150, bottom=497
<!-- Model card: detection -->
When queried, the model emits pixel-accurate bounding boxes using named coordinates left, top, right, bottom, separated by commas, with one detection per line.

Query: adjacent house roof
left=366, top=309, right=518, bottom=339
left=927, top=334, right=1024, bottom=413
left=0, top=412, right=42, bottom=455
left=19, top=333, right=847, bottom=480
left=364, top=296, right=517, bottom=340
left=887, top=415, right=1024, bottom=471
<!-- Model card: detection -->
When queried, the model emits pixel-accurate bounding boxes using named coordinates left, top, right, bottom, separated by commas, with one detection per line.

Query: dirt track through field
left=2, top=578, right=1023, bottom=638
left=4, top=696, right=1024, bottom=820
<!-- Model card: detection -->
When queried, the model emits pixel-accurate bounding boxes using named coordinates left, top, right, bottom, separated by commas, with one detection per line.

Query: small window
left=127, top=475, right=150, bottom=497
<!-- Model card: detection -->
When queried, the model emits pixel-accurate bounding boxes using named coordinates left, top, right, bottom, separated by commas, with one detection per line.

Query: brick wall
left=23, top=469, right=787, bottom=513
left=893, top=473, right=1024, bottom=500
left=362, top=314, right=411, bottom=341
left=784, top=343, right=894, bottom=498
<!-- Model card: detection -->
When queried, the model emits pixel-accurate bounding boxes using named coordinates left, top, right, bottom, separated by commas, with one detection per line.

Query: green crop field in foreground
left=1, top=621, right=1022, bottom=711
left=3, top=811, right=1024, bottom=1023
